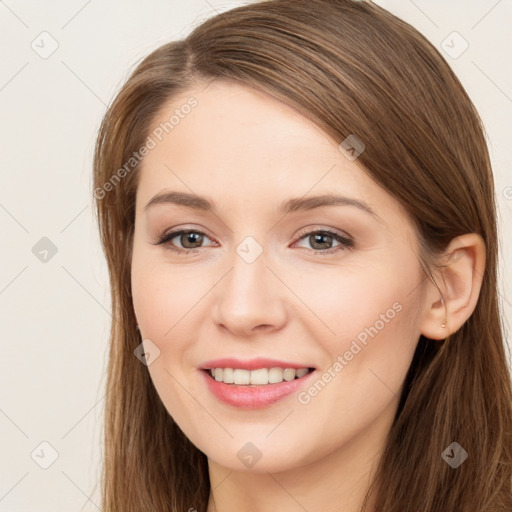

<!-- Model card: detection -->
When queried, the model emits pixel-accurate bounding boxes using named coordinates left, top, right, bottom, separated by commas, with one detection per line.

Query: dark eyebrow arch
left=144, top=191, right=382, bottom=222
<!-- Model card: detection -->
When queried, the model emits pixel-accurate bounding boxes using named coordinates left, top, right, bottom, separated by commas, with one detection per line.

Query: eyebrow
left=144, top=190, right=382, bottom=221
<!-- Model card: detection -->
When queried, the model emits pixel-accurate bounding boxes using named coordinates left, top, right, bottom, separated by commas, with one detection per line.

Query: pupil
left=312, top=233, right=330, bottom=249
left=184, top=232, right=201, bottom=248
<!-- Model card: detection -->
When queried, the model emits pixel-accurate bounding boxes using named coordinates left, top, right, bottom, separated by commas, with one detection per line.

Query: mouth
left=202, top=367, right=316, bottom=386
left=200, top=364, right=318, bottom=409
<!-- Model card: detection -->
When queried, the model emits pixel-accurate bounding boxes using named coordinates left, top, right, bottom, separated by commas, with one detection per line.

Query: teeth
left=209, top=367, right=311, bottom=385
left=250, top=368, right=268, bottom=385
left=233, top=369, right=250, bottom=385
left=222, top=368, right=234, bottom=383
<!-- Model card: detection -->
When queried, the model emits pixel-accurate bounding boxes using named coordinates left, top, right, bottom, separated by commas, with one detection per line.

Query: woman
left=92, top=0, right=512, bottom=510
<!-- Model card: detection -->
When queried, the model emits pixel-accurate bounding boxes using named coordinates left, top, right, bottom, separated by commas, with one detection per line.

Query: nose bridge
left=227, top=234, right=272, bottom=305
left=213, top=232, right=286, bottom=333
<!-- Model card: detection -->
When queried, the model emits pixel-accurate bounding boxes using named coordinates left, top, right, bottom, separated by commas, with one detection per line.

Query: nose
left=212, top=240, right=288, bottom=337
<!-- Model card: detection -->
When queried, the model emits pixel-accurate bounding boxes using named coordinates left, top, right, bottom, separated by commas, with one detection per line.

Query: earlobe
left=420, top=233, right=486, bottom=340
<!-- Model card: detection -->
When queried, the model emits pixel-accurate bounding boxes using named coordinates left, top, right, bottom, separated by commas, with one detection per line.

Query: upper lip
left=199, top=357, right=315, bottom=371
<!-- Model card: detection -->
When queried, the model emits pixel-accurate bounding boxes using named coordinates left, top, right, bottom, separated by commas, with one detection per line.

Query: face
left=131, top=79, right=428, bottom=473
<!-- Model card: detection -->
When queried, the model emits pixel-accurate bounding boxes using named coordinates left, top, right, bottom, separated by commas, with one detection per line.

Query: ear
left=420, top=233, right=486, bottom=340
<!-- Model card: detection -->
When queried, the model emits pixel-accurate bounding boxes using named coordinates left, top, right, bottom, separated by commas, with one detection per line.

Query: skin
left=130, top=79, right=486, bottom=512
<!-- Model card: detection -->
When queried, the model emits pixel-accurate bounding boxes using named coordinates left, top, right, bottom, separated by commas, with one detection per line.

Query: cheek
left=293, top=256, right=422, bottom=379
left=131, top=243, right=198, bottom=340
left=287, top=260, right=404, bottom=338
left=131, top=254, right=202, bottom=424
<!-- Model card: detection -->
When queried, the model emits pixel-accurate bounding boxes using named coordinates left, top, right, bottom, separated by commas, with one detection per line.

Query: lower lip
left=200, top=369, right=316, bottom=409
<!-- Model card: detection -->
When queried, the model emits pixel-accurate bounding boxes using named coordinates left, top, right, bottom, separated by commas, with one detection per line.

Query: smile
left=200, top=367, right=317, bottom=409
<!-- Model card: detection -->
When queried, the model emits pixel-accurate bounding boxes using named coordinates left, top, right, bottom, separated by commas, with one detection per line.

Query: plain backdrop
left=0, top=1, right=511, bottom=510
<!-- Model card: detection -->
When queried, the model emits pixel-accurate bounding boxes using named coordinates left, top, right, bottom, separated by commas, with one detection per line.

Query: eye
left=151, top=229, right=217, bottom=255
left=293, top=228, right=355, bottom=255
left=151, top=227, right=355, bottom=256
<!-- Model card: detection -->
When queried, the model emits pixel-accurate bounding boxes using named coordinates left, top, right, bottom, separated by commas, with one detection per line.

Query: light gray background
left=0, top=1, right=511, bottom=510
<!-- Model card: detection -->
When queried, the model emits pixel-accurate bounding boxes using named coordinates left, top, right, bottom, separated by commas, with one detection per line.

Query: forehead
left=135, top=79, right=408, bottom=230
left=142, top=79, right=342, bottom=174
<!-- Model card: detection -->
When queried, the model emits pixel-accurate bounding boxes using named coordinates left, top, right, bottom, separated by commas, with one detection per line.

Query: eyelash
left=151, top=227, right=355, bottom=256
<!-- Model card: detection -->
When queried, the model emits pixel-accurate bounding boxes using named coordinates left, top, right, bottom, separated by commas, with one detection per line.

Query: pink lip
left=199, top=357, right=314, bottom=371
left=200, top=368, right=317, bottom=409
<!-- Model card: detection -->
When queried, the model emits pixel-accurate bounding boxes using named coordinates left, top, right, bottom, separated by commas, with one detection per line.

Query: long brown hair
left=92, top=0, right=512, bottom=510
